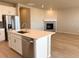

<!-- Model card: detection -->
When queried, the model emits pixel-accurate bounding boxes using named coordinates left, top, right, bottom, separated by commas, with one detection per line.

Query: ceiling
left=1, top=0, right=79, bottom=9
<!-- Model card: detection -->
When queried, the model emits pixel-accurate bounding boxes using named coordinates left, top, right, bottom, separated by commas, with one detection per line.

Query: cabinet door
left=15, top=38, right=22, bottom=55
left=0, top=29, right=5, bottom=41
left=8, top=32, right=12, bottom=47
left=8, top=36, right=12, bottom=48
left=8, top=34, right=16, bottom=50
left=12, top=34, right=22, bottom=55
left=8, top=33, right=22, bottom=55
left=20, top=7, right=30, bottom=29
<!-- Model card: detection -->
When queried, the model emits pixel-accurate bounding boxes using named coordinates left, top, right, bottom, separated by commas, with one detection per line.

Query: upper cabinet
left=0, top=5, right=16, bottom=21
left=19, top=7, right=30, bottom=29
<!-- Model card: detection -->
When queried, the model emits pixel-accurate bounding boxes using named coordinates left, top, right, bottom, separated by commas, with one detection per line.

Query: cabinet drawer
left=11, top=33, right=22, bottom=39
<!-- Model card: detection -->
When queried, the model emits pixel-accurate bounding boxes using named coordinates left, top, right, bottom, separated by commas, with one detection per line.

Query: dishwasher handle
left=23, top=37, right=34, bottom=44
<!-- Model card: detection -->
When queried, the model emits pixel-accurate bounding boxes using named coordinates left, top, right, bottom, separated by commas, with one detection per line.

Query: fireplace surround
left=44, top=21, right=57, bottom=32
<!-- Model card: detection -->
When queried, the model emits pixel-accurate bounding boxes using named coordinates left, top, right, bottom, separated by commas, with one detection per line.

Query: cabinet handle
left=30, top=41, right=33, bottom=43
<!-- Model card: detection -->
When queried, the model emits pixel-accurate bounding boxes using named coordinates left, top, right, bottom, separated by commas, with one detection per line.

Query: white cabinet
left=0, top=5, right=16, bottom=21
left=8, top=34, right=14, bottom=49
left=0, top=29, right=5, bottom=41
left=15, top=38, right=22, bottom=55
left=8, top=29, right=53, bottom=58
left=8, top=32, right=22, bottom=55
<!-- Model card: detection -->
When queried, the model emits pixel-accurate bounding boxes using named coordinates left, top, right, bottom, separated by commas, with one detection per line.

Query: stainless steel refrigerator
left=2, top=15, right=20, bottom=41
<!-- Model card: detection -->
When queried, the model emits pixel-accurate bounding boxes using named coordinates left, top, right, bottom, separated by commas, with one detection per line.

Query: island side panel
left=34, top=35, right=51, bottom=58
left=48, top=34, right=52, bottom=58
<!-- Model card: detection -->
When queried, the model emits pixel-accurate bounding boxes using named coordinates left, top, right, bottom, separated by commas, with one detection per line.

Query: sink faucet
left=22, top=23, right=27, bottom=29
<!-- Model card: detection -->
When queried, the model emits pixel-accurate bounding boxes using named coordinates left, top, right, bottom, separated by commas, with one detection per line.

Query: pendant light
left=41, top=0, right=46, bottom=8
left=42, top=4, right=44, bottom=8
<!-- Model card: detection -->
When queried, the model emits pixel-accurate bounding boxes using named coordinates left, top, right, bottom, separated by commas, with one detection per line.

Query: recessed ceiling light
left=27, top=3, right=35, bottom=6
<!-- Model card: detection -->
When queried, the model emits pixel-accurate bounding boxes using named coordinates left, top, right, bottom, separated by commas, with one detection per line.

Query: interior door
left=20, top=7, right=30, bottom=29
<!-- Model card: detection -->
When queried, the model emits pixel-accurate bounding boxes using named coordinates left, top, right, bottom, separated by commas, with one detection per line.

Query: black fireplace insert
left=46, top=23, right=53, bottom=30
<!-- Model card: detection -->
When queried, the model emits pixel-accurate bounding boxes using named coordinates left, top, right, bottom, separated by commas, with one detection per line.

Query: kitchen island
left=8, top=29, right=55, bottom=58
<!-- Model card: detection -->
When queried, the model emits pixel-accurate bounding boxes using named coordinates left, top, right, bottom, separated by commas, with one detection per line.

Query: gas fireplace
left=44, top=21, right=56, bottom=32
left=46, top=23, right=53, bottom=30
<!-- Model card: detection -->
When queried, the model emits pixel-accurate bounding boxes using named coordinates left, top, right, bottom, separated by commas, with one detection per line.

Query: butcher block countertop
left=9, top=29, right=55, bottom=39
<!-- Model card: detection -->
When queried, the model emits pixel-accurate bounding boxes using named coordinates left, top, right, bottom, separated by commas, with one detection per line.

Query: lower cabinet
left=8, top=32, right=52, bottom=58
left=0, top=29, right=5, bottom=41
left=15, top=38, right=22, bottom=55
left=8, top=32, right=22, bottom=55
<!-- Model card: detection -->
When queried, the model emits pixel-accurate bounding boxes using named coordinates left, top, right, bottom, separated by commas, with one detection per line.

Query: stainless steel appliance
left=22, top=36, right=34, bottom=58
left=2, top=15, right=20, bottom=41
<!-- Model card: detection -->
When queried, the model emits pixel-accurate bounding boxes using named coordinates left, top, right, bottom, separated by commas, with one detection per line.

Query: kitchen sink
left=17, top=31, right=28, bottom=34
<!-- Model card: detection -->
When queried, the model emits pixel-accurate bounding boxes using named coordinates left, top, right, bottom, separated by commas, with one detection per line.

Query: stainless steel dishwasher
left=22, top=36, right=34, bottom=58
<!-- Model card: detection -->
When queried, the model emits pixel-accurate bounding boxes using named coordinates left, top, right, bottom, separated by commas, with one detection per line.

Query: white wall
left=57, top=8, right=79, bottom=35
left=0, top=5, right=16, bottom=21
left=45, top=9, right=57, bottom=21
left=31, top=8, right=45, bottom=30
left=31, top=8, right=58, bottom=30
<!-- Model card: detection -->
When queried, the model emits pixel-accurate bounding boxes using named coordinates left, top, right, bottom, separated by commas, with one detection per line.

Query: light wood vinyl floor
left=52, top=33, right=79, bottom=58
left=0, top=41, right=22, bottom=58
